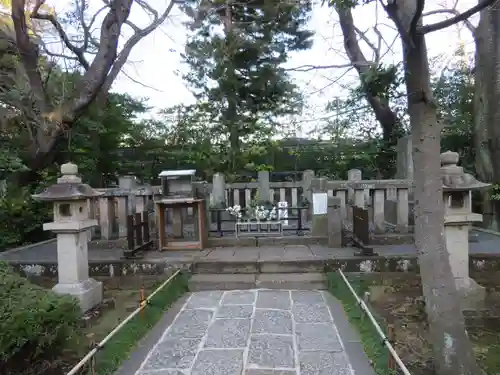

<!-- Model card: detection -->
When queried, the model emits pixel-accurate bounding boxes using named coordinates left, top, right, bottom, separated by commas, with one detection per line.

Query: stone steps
left=188, top=272, right=327, bottom=291
left=191, top=259, right=325, bottom=274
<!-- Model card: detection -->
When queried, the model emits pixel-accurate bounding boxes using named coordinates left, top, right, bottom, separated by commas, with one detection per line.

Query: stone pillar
left=32, top=162, right=103, bottom=312
left=312, top=177, right=328, bottom=236
left=212, top=173, right=226, bottom=207
left=372, top=189, right=385, bottom=233
left=116, top=196, right=128, bottom=237
left=327, top=196, right=342, bottom=247
left=98, top=197, right=113, bottom=239
left=258, top=170, right=270, bottom=202
left=440, top=151, right=491, bottom=308
left=396, top=188, right=409, bottom=233
left=396, top=136, right=413, bottom=180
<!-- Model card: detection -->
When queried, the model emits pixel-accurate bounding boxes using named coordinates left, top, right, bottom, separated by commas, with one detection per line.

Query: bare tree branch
left=30, top=0, right=90, bottom=70
left=423, top=8, right=476, bottom=35
left=418, top=0, right=496, bottom=34
left=285, top=63, right=370, bottom=72
left=100, top=0, right=176, bottom=94
left=409, top=0, right=425, bottom=35
left=353, top=25, right=380, bottom=63
left=11, top=0, right=49, bottom=113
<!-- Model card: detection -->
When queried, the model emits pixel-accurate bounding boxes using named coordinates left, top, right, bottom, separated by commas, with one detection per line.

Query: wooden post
left=126, top=214, right=134, bottom=250
left=142, top=211, right=150, bottom=243
left=387, top=324, right=395, bottom=370
left=134, top=212, right=143, bottom=246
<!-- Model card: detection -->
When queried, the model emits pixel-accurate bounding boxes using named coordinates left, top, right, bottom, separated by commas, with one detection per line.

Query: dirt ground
left=368, top=276, right=500, bottom=375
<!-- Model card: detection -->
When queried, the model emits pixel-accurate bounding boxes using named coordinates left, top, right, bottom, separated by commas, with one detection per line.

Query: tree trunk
left=474, top=5, right=500, bottom=230
left=404, top=32, right=484, bottom=375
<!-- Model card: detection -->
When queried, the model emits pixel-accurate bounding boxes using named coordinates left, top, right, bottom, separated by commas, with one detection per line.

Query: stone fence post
left=347, top=169, right=362, bottom=223
left=116, top=175, right=137, bottom=237
left=328, top=196, right=342, bottom=247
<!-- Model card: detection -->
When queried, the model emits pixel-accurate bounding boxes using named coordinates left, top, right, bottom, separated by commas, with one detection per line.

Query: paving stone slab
left=299, top=351, right=352, bottom=375
left=256, top=290, right=291, bottom=310
left=295, top=323, right=343, bottom=352
left=252, top=309, right=293, bottom=335
left=138, top=370, right=185, bottom=375
left=204, top=319, right=251, bottom=348
left=126, top=290, right=371, bottom=375
left=292, top=303, right=331, bottom=323
left=216, top=305, right=254, bottom=319
left=222, top=290, right=256, bottom=305
left=186, top=291, right=223, bottom=309
left=245, top=370, right=296, bottom=375
left=248, top=334, right=295, bottom=369
left=191, top=349, right=244, bottom=375
left=291, top=290, right=325, bottom=305
left=165, top=310, right=214, bottom=339
left=141, top=338, right=200, bottom=371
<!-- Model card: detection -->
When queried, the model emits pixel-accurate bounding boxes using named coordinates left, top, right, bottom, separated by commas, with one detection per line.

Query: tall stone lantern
left=32, top=162, right=103, bottom=312
left=441, top=151, right=490, bottom=307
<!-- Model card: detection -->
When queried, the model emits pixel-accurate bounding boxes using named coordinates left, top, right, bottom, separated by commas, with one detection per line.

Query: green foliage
left=0, top=188, right=51, bottom=251
left=359, top=64, right=402, bottom=101
left=178, top=0, right=314, bottom=172
left=0, top=261, right=81, bottom=374
left=434, top=56, right=475, bottom=170
left=489, top=185, right=500, bottom=201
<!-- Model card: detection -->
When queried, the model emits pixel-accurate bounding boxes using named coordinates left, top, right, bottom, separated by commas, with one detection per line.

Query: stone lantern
left=441, top=151, right=490, bottom=307
left=32, top=162, right=103, bottom=312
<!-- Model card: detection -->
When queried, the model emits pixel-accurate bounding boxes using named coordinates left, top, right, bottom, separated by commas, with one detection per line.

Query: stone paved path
left=133, top=289, right=365, bottom=375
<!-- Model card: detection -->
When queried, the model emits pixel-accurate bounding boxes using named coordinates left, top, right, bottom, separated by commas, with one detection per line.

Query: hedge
left=0, top=261, right=82, bottom=374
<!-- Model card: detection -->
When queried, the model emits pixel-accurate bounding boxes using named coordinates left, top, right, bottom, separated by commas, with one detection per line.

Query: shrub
left=0, top=262, right=82, bottom=374
left=0, top=188, right=52, bottom=251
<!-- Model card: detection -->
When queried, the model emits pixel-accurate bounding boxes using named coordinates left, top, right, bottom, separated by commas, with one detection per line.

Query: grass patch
left=84, top=271, right=189, bottom=375
left=327, top=272, right=393, bottom=375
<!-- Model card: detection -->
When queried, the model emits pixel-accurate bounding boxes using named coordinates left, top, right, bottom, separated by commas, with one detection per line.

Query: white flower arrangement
left=228, top=204, right=285, bottom=222
left=226, top=205, right=243, bottom=219
left=254, top=205, right=278, bottom=221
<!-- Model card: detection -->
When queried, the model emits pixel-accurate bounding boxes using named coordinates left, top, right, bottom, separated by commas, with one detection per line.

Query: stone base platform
left=52, top=277, right=103, bottom=312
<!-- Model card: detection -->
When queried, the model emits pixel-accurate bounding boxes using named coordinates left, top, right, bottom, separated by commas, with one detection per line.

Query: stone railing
left=207, top=170, right=314, bottom=209
left=311, top=169, right=411, bottom=233
left=86, top=170, right=412, bottom=240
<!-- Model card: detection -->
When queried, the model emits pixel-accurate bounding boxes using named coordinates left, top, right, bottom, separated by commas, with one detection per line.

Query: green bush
left=0, top=188, right=52, bottom=251
left=0, top=262, right=82, bottom=374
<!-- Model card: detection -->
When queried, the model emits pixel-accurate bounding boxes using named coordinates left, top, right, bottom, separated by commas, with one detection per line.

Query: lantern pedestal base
left=53, top=278, right=103, bottom=312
